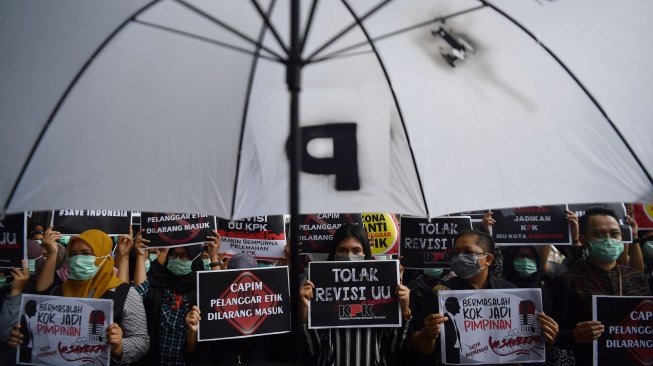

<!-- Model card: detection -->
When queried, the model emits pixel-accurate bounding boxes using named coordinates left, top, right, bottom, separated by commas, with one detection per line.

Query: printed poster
left=141, top=212, right=217, bottom=247
left=362, top=213, right=399, bottom=256
left=592, top=295, right=653, bottom=366
left=217, top=215, right=286, bottom=260
left=296, top=213, right=363, bottom=255
left=308, top=260, right=400, bottom=328
left=632, top=203, right=653, bottom=230
left=0, top=212, right=26, bottom=269
left=51, top=210, right=132, bottom=236
left=437, top=288, right=545, bottom=364
left=569, top=203, right=633, bottom=243
left=17, top=294, right=113, bottom=366
left=400, top=216, right=472, bottom=269
left=492, top=205, right=571, bottom=245
left=197, top=266, right=290, bottom=341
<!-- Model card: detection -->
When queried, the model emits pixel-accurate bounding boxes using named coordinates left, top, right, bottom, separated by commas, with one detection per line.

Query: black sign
left=141, top=212, right=217, bottom=247
left=197, top=267, right=290, bottom=340
left=400, top=216, right=472, bottom=269
left=492, top=205, right=571, bottom=245
left=308, top=260, right=400, bottom=328
left=569, top=203, right=633, bottom=243
left=593, top=296, right=653, bottom=365
left=52, top=209, right=132, bottom=235
left=296, top=213, right=363, bottom=254
left=0, top=213, right=26, bottom=269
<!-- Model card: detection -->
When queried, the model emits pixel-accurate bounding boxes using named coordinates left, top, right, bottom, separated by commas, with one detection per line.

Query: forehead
left=69, top=239, right=92, bottom=252
left=587, top=214, right=620, bottom=231
left=454, top=235, right=483, bottom=251
left=336, top=237, right=363, bottom=250
left=171, top=247, right=188, bottom=256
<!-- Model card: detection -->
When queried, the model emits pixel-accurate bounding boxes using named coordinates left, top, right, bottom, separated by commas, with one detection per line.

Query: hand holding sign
left=107, top=323, right=124, bottom=359
left=7, top=323, right=22, bottom=348
left=537, top=312, right=559, bottom=345
left=42, top=226, right=61, bottom=255
left=573, top=320, right=604, bottom=343
left=424, top=313, right=449, bottom=339
left=396, top=284, right=411, bottom=319
left=116, top=226, right=135, bottom=258
left=205, top=230, right=222, bottom=263
left=482, top=211, right=495, bottom=234
left=9, top=260, right=30, bottom=296
left=299, top=280, right=315, bottom=323
left=185, top=306, right=201, bottom=333
left=565, top=210, right=580, bottom=245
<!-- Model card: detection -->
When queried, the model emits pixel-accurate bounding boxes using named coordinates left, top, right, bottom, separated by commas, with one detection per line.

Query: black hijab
left=147, top=244, right=204, bottom=293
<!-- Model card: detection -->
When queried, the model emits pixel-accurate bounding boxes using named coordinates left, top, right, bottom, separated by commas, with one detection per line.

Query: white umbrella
left=1, top=0, right=652, bottom=220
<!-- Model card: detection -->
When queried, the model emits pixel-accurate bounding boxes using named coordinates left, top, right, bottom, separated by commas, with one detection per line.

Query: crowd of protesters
left=0, top=205, right=651, bottom=365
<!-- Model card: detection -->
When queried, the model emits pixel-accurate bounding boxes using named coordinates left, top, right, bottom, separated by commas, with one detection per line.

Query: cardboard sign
left=141, top=212, right=217, bottom=247
left=437, top=288, right=545, bottom=365
left=592, top=296, right=653, bottom=366
left=308, top=260, right=400, bottom=328
left=632, top=203, right=653, bottom=230
left=197, top=266, right=290, bottom=341
left=569, top=203, right=633, bottom=243
left=0, top=212, right=26, bottom=269
left=51, top=209, right=131, bottom=236
left=362, top=213, right=399, bottom=256
left=17, top=294, right=112, bottom=366
left=400, top=216, right=472, bottom=269
left=492, top=205, right=571, bottom=245
left=217, top=215, right=286, bottom=260
left=296, top=213, right=363, bottom=254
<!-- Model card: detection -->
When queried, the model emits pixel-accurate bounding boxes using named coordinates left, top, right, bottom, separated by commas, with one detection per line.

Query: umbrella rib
left=300, top=0, right=320, bottom=55
left=176, top=0, right=287, bottom=62
left=230, top=0, right=275, bottom=219
left=1, top=0, right=163, bottom=214
left=250, top=0, right=289, bottom=56
left=133, top=19, right=283, bottom=63
left=305, top=0, right=393, bottom=63
left=339, top=0, right=431, bottom=217
left=482, top=1, right=653, bottom=187
left=311, top=5, right=486, bottom=64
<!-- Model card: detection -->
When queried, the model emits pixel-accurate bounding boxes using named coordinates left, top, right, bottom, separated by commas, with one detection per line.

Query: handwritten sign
left=217, top=215, right=286, bottom=260
left=17, top=294, right=112, bottom=366
left=197, top=267, right=290, bottom=340
left=437, top=288, right=545, bottom=364
left=308, top=260, right=400, bottom=328
left=592, top=295, right=653, bottom=366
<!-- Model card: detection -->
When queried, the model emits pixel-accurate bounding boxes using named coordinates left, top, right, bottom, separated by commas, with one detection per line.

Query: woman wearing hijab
left=132, top=232, right=220, bottom=366
left=299, top=223, right=412, bottom=366
left=10, top=229, right=149, bottom=365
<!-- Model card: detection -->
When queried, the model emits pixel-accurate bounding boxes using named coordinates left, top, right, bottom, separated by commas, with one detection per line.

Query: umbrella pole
left=288, top=0, right=303, bottom=362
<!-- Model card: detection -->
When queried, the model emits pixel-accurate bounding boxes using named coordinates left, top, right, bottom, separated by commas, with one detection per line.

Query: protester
left=9, top=229, right=149, bottom=365
left=132, top=231, right=221, bottom=366
left=300, top=223, right=412, bottom=366
left=640, top=229, right=653, bottom=292
left=554, top=206, right=650, bottom=365
left=0, top=261, right=29, bottom=365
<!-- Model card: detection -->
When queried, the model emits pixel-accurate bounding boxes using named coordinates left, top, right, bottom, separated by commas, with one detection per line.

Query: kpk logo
left=339, top=304, right=374, bottom=320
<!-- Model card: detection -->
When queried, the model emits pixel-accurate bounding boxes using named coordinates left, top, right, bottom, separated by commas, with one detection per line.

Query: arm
left=627, top=216, right=644, bottom=271
left=115, top=226, right=135, bottom=283
left=111, top=287, right=150, bottom=364
left=410, top=313, right=448, bottom=356
left=482, top=211, right=495, bottom=235
left=537, top=245, right=552, bottom=273
left=205, top=230, right=222, bottom=270
left=299, top=280, right=314, bottom=324
left=0, top=261, right=29, bottom=342
left=35, top=226, right=61, bottom=292
left=133, top=231, right=149, bottom=287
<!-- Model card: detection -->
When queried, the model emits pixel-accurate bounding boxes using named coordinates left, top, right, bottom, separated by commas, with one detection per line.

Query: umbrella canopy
left=1, top=0, right=652, bottom=219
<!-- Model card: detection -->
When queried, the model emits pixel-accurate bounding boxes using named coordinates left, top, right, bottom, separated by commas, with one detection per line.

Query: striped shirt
left=303, top=319, right=412, bottom=366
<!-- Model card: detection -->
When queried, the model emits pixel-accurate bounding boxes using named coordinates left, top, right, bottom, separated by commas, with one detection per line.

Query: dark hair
left=453, top=229, right=495, bottom=254
left=327, top=223, right=372, bottom=260
left=578, top=206, right=620, bottom=237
